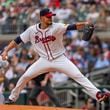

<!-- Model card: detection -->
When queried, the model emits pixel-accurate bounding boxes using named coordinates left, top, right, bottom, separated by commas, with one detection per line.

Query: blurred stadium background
left=0, top=0, right=110, bottom=110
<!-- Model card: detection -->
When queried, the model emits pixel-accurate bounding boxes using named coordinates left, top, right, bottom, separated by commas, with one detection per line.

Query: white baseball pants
left=9, top=55, right=100, bottom=101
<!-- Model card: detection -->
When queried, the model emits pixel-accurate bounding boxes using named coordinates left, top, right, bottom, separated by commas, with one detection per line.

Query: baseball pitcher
left=1, top=8, right=110, bottom=104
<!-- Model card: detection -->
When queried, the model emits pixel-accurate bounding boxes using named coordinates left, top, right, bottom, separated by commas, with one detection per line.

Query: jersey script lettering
left=35, top=35, right=56, bottom=43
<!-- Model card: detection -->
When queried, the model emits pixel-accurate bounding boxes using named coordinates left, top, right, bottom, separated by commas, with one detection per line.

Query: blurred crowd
left=0, top=0, right=110, bottom=108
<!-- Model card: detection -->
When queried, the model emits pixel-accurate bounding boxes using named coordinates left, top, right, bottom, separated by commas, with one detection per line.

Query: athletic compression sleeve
left=67, top=24, right=77, bottom=31
left=14, top=36, right=23, bottom=44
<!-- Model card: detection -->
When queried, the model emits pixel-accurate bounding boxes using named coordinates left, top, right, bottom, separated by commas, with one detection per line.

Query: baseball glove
left=82, top=24, right=94, bottom=41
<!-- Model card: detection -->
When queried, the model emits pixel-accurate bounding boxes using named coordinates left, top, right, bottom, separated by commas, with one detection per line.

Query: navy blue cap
left=40, top=8, right=56, bottom=17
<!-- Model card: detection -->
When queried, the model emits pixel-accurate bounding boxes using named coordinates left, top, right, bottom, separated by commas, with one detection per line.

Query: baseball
left=5, top=56, right=8, bottom=60
left=0, top=56, right=9, bottom=68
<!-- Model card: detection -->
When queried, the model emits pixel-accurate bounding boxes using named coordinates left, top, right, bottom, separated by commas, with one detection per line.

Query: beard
left=47, top=21, right=52, bottom=25
left=46, top=19, right=52, bottom=25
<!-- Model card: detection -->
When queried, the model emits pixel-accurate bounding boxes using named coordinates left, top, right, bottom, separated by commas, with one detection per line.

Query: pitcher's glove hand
left=82, top=24, right=94, bottom=41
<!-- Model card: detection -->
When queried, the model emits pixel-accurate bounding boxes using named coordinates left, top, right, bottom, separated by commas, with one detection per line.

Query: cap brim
left=45, top=13, right=56, bottom=17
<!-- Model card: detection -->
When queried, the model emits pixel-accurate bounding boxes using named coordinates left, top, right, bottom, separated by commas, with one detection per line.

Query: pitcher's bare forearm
left=4, top=40, right=18, bottom=52
left=1, top=36, right=22, bottom=60
left=1, top=40, right=18, bottom=60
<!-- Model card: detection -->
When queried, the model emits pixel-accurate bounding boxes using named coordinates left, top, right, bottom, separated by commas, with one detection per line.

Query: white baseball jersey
left=20, top=22, right=68, bottom=60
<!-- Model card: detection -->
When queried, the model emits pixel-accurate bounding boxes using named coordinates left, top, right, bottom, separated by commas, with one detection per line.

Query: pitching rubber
left=0, top=105, right=82, bottom=110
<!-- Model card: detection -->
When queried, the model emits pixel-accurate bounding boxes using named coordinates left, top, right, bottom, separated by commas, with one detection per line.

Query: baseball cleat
left=5, top=99, right=14, bottom=104
left=96, top=91, right=110, bottom=102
